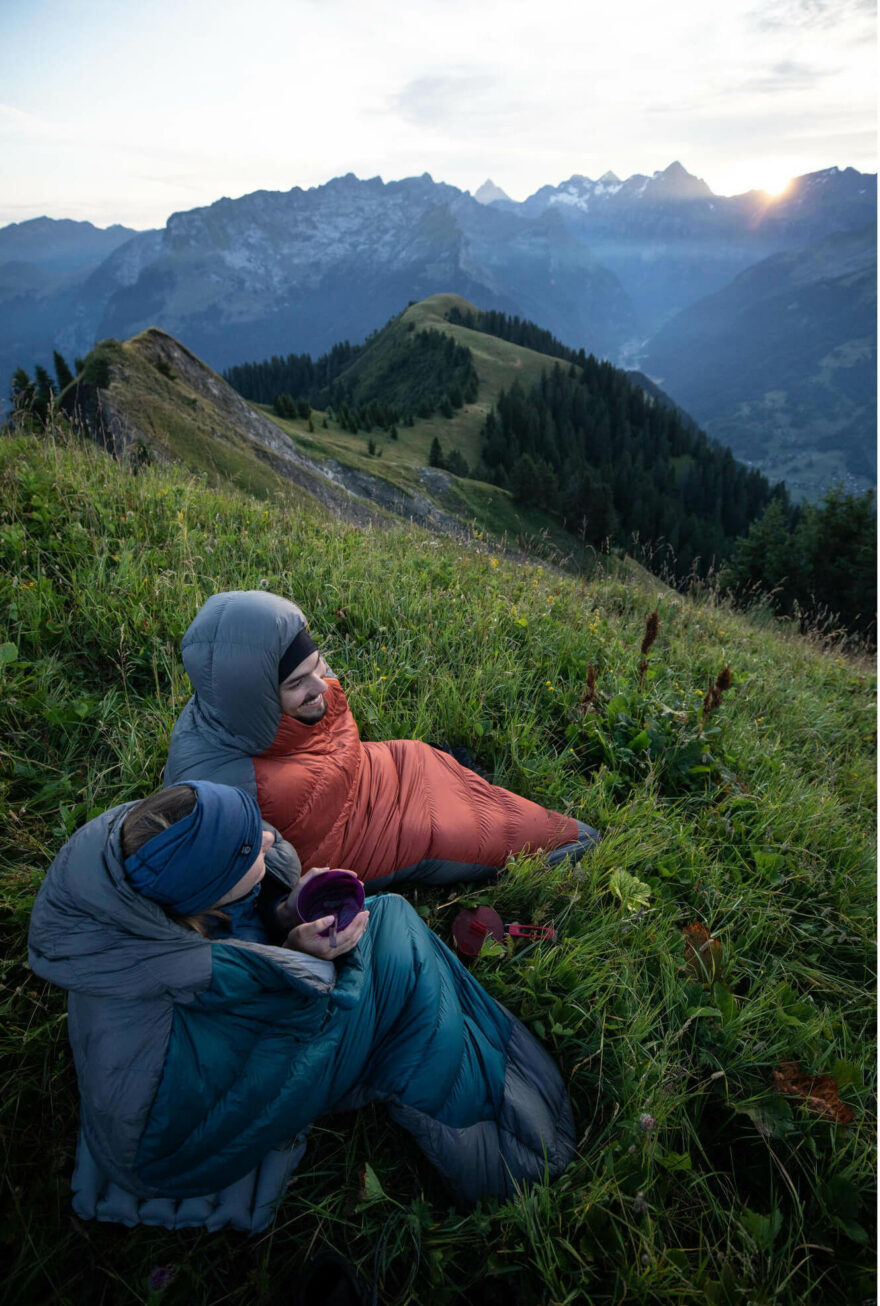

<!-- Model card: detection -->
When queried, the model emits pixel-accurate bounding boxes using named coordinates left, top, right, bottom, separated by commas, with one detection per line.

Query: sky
left=0, top=0, right=875, bottom=230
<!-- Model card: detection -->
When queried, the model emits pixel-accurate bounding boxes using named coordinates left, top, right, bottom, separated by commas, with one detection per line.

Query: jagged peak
left=473, top=179, right=511, bottom=205
left=645, top=161, right=714, bottom=199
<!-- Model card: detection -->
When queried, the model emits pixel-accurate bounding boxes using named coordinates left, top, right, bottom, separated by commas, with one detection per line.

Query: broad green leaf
left=609, top=867, right=652, bottom=911
left=834, top=1218, right=869, bottom=1245
left=734, top=1096, right=794, bottom=1138
left=829, top=1059, right=862, bottom=1088
left=822, top=1175, right=862, bottom=1220
left=657, top=1150, right=693, bottom=1172
left=0, top=642, right=18, bottom=665
left=740, top=1206, right=783, bottom=1251
left=712, top=982, right=737, bottom=1026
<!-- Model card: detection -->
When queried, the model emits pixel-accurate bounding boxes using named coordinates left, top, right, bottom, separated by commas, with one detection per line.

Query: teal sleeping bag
left=28, top=804, right=576, bottom=1228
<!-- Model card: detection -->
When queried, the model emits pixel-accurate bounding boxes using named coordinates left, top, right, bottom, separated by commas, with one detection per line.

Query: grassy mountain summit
left=1, top=428, right=875, bottom=1305
left=225, top=294, right=783, bottom=578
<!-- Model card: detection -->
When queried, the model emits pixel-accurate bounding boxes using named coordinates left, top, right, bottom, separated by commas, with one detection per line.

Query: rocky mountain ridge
left=2, top=164, right=875, bottom=503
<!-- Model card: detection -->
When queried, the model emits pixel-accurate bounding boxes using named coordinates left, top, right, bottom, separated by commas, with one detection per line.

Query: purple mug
left=294, top=870, right=366, bottom=945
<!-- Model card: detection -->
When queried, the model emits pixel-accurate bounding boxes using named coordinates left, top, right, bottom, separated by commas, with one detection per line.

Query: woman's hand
left=275, top=866, right=361, bottom=931
left=278, top=867, right=368, bottom=958
left=284, top=909, right=369, bottom=959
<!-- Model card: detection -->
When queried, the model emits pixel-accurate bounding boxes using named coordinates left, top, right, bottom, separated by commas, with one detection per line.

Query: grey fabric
left=27, top=804, right=332, bottom=1207
left=263, top=822, right=302, bottom=888
left=387, top=1021, right=575, bottom=1207
left=165, top=591, right=309, bottom=792
left=71, top=1129, right=307, bottom=1233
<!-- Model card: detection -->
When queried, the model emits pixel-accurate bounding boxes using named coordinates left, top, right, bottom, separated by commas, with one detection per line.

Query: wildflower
left=638, top=610, right=660, bottom=691
left=633, top=1191, right=650, bottom=1216
left=703, top=665, right=732, bottom=717
left=258, top=577, right=269, bottom=589
left=639, top=1113, right=656, bottom=1132
left=490, top=558, right=499, bottom=568
left=147, top=1266, right=177, bottom=1293
left=640, top=610, right=660, bottom=656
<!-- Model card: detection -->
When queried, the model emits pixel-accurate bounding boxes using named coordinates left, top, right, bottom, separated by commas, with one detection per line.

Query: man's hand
left=284, top=909, right=369, bottom=959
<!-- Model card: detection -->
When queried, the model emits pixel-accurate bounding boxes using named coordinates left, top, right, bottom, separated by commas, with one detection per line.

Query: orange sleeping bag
left=256, top=680, right=579, bottom=881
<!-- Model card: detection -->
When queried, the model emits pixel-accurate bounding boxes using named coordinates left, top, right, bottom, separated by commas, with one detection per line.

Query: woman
left=28, top=781, right=576, bottom=1233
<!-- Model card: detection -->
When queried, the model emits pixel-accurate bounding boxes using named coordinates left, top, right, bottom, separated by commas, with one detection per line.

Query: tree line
left=225, top=318, right=478, bottom=433
left=8, top=351, right=84, bottom=423
left=446, top=305, right=588, bottom=366
left=476, top=361, right=781, bottom=578
left=721, top=488, right=876, bottom=641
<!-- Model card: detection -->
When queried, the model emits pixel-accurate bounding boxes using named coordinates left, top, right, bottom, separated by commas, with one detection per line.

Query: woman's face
left=214, top=829, right=275, bottom=906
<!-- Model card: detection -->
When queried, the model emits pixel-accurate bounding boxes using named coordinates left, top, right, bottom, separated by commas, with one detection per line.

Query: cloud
left=388, top=72, right=503, bottom=127
left=747, top=0, right=874, bottom=32
left=740, top=58, right=841, bottom=93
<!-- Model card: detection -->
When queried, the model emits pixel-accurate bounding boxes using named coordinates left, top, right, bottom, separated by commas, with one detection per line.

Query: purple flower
left=639, top=1113, right=656, bottom=1132
left=147, top=1266, right=177, bottom=1293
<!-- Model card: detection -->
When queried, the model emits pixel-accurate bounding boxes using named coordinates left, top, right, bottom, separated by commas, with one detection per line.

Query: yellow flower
left=490, top=558, right=499, bottom=568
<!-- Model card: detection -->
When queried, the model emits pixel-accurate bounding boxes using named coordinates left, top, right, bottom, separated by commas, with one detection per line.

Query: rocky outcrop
left=63, top=329, right=469, bottom=535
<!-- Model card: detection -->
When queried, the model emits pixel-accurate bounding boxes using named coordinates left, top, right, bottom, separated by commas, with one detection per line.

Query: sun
left=713, top=163, right=797, bottom=199
left=758, top=173, right=795, bottom=199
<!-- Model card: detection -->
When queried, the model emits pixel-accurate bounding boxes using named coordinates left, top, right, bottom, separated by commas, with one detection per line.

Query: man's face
left=279, top=649, right=330, bottom=722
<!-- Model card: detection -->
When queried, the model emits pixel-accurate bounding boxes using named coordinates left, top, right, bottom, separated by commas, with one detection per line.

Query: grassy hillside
left=66, top=333, right=294, bottom=501
left=60, top=311, right=604, bottom=559
left=1, top=432, right=875, bottom=1306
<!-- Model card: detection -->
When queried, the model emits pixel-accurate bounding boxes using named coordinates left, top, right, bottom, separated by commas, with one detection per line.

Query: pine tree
left=10, top=367, right=35, bottom=413
left=53, top=350, right=75, bottom=392
left=429, top=437, right=444, bottom=468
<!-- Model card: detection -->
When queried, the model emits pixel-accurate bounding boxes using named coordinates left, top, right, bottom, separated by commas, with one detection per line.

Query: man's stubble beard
left=293, top=698, right=328, bottom=724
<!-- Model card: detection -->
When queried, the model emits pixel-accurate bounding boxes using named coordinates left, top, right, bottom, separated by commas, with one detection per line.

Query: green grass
left=1, top=432, right=875, bottom=1306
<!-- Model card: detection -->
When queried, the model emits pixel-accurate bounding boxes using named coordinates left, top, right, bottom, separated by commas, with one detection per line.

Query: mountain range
left=644, top=224, right=877, bottom=494
left=1, top=162, right=875, bottom=498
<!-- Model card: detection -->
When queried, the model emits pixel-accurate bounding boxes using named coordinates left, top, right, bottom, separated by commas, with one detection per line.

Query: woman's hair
left=121, top=786, right=228, bottom=936
left=120, top=785, right=197, bottom=858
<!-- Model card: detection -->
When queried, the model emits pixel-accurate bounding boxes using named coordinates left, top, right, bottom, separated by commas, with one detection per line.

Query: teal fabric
left=137, top=895, right=510, bottom=1196
left=30, top=802, right=575, bottom=1213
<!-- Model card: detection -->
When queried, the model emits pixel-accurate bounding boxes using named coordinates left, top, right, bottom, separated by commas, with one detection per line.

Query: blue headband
left=123, top=781, right=264, bottom=915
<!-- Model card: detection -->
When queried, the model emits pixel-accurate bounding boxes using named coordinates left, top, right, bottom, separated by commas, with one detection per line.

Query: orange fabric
left=254, top=680, right=578, bottom=882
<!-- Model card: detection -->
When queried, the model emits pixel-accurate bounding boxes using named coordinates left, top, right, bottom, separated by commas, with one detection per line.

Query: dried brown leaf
left=772, top=1062, right=856, bottom=1125
left=682, top=922, right=722, bottom=981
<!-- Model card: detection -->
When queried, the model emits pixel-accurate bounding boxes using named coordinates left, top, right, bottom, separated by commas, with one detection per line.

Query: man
left=164, top=590, right=598, bottom=886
